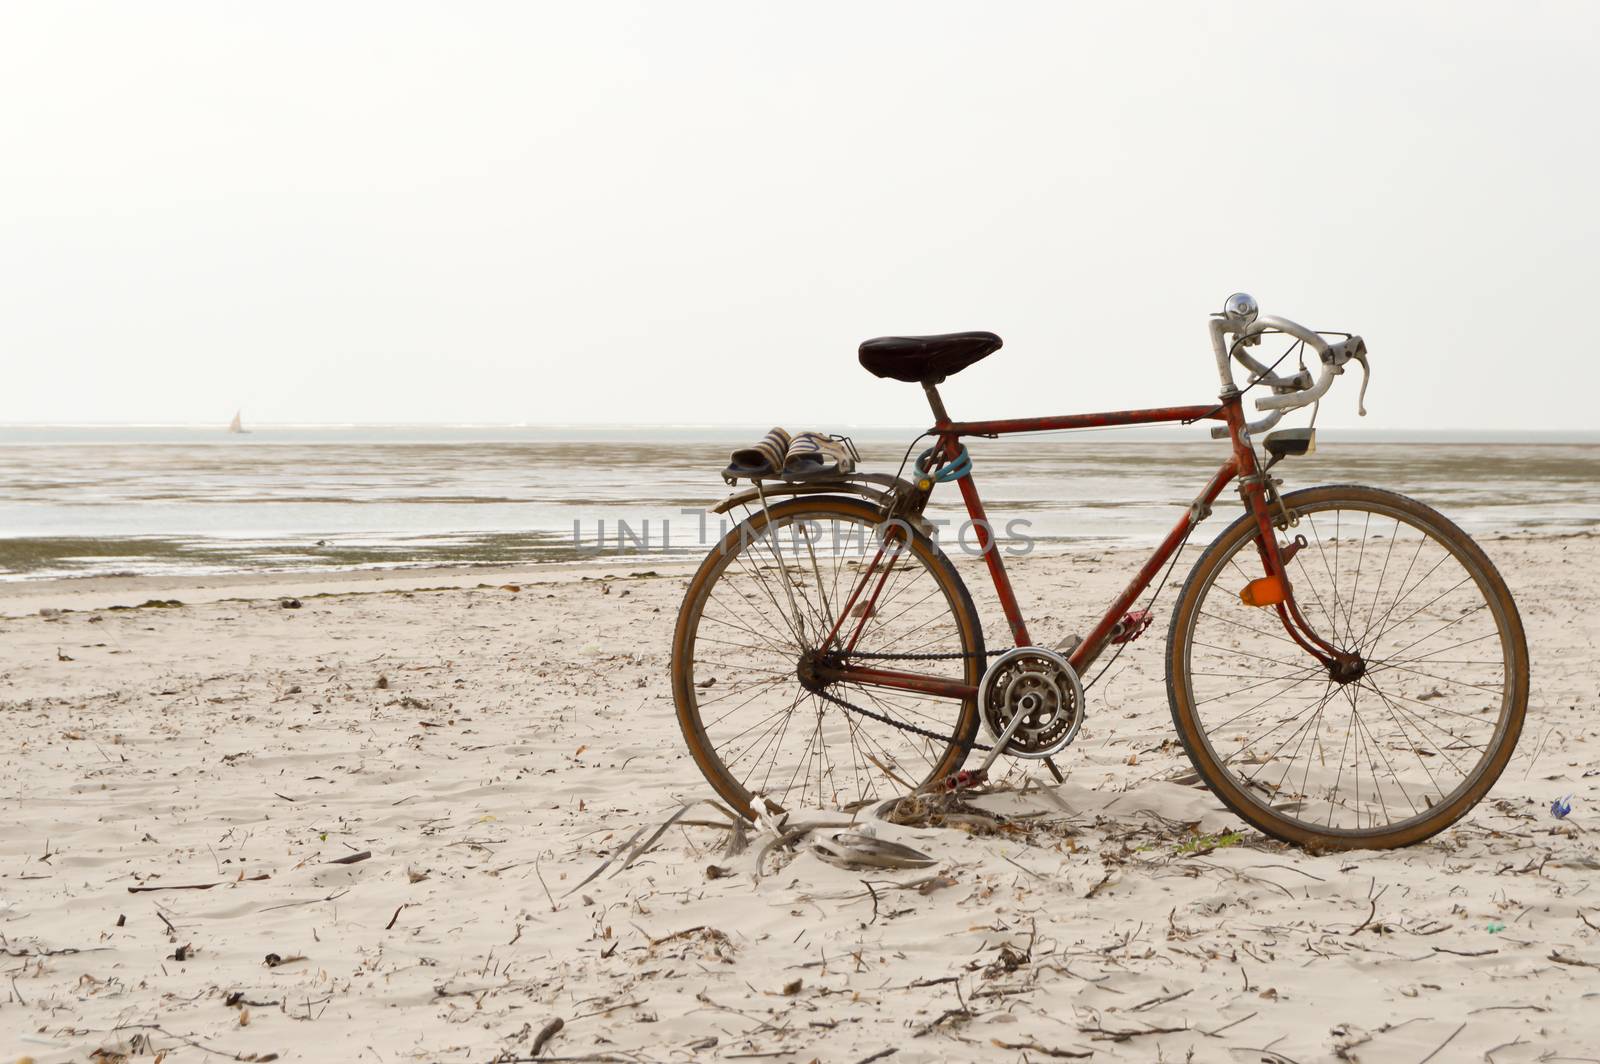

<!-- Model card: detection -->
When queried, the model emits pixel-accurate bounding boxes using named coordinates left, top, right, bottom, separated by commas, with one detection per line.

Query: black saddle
left=858, top=331, right=1002, bottom=384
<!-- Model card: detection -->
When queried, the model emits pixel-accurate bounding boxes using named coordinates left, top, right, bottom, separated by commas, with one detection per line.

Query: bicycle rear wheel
left=671, top=496, right=983, bottom=815
left=1166, top=485, right=1528, bottom=850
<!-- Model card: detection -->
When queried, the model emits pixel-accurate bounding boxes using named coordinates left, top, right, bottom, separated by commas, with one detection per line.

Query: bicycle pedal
left=1109, top=609, right=1153, bottom=645
left=942, top=768, right=988, bottom=793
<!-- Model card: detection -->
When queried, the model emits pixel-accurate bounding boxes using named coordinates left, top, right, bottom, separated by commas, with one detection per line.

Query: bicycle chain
left=808, top=646, right=1017, bottom=753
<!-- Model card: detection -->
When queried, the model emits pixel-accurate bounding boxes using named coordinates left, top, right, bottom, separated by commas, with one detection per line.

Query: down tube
left=1069, top=459, right=1238, bottom=672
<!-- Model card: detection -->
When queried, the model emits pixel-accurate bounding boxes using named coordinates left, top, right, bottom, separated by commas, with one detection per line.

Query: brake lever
left=1352, top=351, right=1370, bottom=416
left=1322, top=335, right=1370, bottom=417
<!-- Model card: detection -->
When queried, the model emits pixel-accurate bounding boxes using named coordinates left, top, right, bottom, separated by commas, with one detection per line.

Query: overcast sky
left=2, top=2, right=1596, bottom=430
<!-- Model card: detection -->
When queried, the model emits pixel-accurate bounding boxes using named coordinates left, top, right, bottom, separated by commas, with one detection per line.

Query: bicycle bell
left=1222, top=292, right=1259, bottom=327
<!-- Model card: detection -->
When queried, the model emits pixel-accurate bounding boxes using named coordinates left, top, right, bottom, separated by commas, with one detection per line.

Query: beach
left=3, top=530, right=1597, bottom=1063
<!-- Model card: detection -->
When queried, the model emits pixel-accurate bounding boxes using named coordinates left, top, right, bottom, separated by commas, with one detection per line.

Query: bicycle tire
left=671, top=495, right=985, bottom=816
left=1166, top=484, right=1529, bottom=850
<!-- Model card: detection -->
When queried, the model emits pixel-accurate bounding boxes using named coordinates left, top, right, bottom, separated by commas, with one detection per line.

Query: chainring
left=976, top=647, right=1085, bottom=759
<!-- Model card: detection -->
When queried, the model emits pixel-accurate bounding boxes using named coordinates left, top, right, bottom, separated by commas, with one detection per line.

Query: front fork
left=1226, top=401, right=1360, bottom=679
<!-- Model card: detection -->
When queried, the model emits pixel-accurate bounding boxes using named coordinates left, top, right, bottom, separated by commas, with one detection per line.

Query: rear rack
left=711, top=471, right=918, bottom=515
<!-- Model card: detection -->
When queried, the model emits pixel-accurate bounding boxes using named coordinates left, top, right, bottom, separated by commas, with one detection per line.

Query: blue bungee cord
left=914, top=445, right=971, bottom=485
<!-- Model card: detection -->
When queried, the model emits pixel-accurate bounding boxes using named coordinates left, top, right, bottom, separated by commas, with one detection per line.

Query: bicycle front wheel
left=1166, top=485, right=1529, bottom=850
left=671, top=495, right=984, bottom=816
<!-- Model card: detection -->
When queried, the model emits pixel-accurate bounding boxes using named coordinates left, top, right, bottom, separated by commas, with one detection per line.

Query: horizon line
left=2, top=420, right=1598, bottom=437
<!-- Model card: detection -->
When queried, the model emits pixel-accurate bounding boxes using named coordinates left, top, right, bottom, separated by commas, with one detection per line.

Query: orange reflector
left=1240, top=575, right=1287, bottom=607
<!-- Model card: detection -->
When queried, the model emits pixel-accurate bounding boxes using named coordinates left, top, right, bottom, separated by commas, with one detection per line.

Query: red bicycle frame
left=814, top=384, right=1348, bottom=702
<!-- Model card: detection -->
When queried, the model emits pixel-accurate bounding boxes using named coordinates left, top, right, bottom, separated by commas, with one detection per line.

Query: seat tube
left=948, top=438, right=1031, bottom=647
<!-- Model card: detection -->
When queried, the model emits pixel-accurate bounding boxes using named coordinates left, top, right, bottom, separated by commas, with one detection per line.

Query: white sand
left=2, top=534, right=1598, bottom=1062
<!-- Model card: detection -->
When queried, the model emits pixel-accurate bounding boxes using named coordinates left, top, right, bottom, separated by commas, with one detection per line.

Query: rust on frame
left=814, top=661, right=978, bottom=702
left=942, top=403, right=1225, bottom=437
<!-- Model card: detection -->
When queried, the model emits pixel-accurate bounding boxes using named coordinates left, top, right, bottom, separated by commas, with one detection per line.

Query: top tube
left=940, top=403, right=1229, bottom=437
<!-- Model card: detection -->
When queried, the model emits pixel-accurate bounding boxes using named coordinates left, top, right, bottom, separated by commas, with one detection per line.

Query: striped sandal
left=782, top=432, right=857, bottom=477
left=725, top=427, right=792, bottom=478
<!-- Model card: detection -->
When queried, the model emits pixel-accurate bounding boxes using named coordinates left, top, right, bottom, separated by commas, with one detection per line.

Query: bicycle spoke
left=703, top=592, right=798, bottom=658
left=1356, top=676, right=1496, bottom=742
left=1359, top=570, right=1474, bottom=658
left=1358, top=541, right=1451, bottom=655
left=700, top=678, right=791, bottom=730
left=1362, top=658, right=1503, bottom=695
left=1358, top=517, right=1402, bottom=646
left=1357, top=678, right=1474, bottom=780
left=1348, top=510, right=1370, bottom=650
left=1191, top=640, right=1322, bottom=673
left=1369, top=601, right=1488, bottom=667
left=731, top=541, right=812, bottom=648
left=725, top=693, right=807, bottom=780
left=1232, top=681, right=1344, bottom=774
left=1301, top=510, right=1354, bottom=646
left=720, top=556, right=808, bottom=650
left=1373, top=631, right=1501, bottom=668
left=1351, top=687, right=1428, bottom=816
left=744, top=526, right=832, bottom=644
left=1198, top=608, right=1307, bottom=650
left=1197, top=667, right=1325, bottom=717
left=771, top=699, right=820, bottom=802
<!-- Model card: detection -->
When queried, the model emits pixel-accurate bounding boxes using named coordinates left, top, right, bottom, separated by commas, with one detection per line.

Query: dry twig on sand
left=990, top=1039, right=1091, bottom=1059
left=529, top=1017, right=564, bottom=1056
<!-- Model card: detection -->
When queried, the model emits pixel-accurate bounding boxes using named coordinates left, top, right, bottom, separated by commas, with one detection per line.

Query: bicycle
left=670, top=294, right=1528, bottom=850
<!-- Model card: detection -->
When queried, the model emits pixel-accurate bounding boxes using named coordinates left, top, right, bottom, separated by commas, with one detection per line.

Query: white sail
left=228, top=411, right=244, bottom=434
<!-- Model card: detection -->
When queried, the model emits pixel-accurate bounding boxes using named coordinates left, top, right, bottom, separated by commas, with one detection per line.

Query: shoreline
left=0, top=557, right=699, bottom=616
left=1, top=525, right=1593, bottom=617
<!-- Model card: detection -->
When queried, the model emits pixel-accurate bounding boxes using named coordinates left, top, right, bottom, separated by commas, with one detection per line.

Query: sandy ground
left=2, top=534, right=1598, bottom=1064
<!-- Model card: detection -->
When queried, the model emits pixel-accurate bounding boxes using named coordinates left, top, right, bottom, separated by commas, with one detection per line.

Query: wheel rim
left=678, top=502, right=979, bottom=812
left=1179, top=494, right=1521, bottom=839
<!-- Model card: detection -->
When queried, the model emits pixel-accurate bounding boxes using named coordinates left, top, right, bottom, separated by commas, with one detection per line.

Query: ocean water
left=1, top=425, right=1596, bottom=580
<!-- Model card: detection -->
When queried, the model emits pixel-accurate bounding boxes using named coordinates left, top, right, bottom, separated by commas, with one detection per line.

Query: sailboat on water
left=227, top=410, right=250, bottom=435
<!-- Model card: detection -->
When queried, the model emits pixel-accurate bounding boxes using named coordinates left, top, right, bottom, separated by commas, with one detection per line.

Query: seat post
left=922, top=380, right=951, bottom=425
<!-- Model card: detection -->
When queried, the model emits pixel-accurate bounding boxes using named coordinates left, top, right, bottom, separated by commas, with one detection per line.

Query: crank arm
left=976, top=704, right=1032, bottom=774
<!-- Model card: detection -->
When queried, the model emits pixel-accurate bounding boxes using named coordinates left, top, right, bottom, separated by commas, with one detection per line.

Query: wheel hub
left=1328, top=653, right=1366, bottom=685
left=796, top=649, right=827, bottom=694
